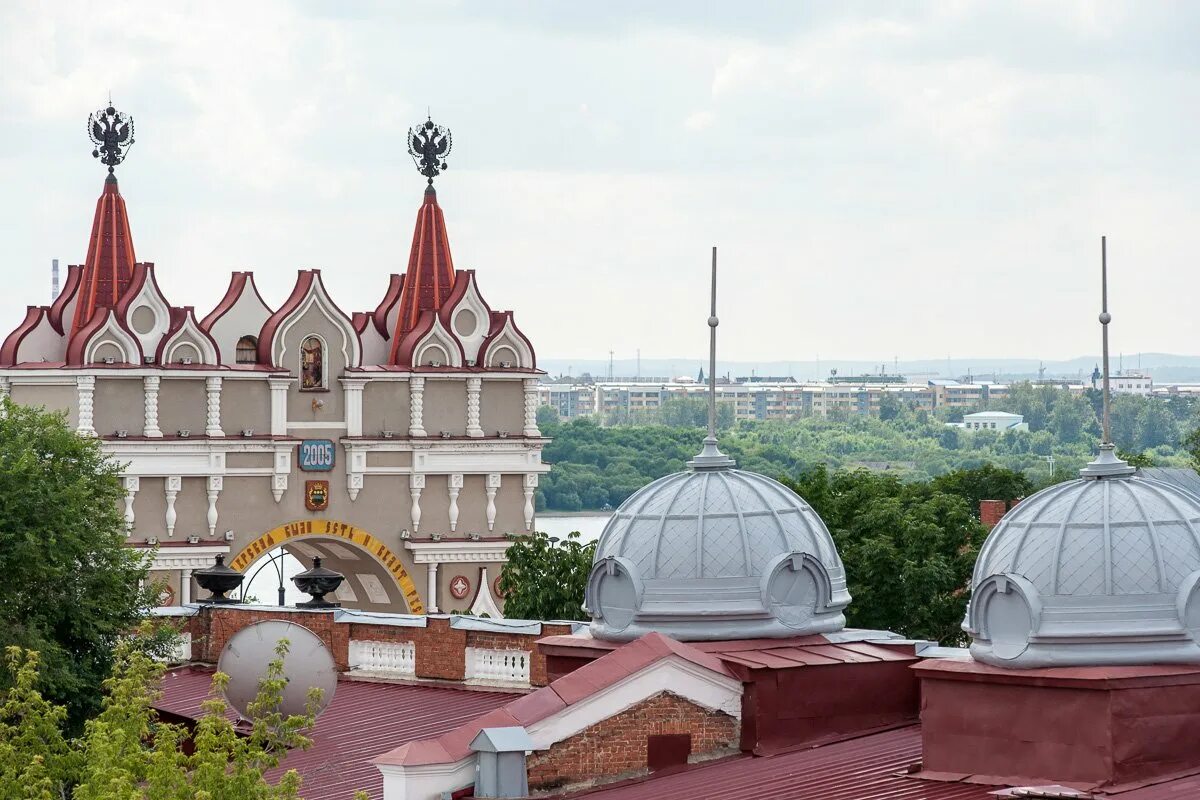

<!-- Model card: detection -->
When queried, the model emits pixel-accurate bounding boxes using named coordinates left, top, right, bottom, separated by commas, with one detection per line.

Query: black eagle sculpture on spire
left=88, top=104, right=135, bottom=176
left=408, top=116, right=451, bottom=186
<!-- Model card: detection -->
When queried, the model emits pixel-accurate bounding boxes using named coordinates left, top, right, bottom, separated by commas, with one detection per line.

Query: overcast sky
left=2, top=1, right=1197, bottom=363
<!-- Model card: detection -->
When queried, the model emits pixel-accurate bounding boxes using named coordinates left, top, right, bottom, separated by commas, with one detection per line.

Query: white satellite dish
left=217, top=620, right=338, bottom=721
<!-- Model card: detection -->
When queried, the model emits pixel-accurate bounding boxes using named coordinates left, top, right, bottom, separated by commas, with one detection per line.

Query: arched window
left=300, top=335, right=325, bottom=390
left=235, top=335, right=258, bottom=364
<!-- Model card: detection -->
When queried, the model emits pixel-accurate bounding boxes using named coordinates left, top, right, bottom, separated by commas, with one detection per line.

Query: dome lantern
left=585, top=248, right=851, bottom=642
left=966, top=238, right=1200, bottom=668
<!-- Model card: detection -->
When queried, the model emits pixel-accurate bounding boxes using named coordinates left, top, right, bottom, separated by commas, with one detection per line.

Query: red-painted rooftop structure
left=391, top=186, right=456, bottom=347
left=70, top=175, right=137, bottom=337
left=157, top=667, right=518, bottom=800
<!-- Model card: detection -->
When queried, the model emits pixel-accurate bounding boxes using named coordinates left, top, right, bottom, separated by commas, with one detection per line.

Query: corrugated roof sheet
left=156, top=667, right=518, bottom=800
left=560, top=726, right=996, bottom=800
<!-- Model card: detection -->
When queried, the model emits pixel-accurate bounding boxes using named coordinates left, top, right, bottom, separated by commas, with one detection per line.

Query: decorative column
left=180, top=569, right=192, bottom=605
left=206, top=476, right=222, bottom=536
left=426, top=561, right=440, bottom=614
left=409, top=377, right=426, bottom=437
left=485, top=473, right=501, bottom=531
left=0, top=376, right=10, bottom=417
left=204, top=377, right=223, bottom=437
left=142, top=375, right=162, bottom=437
left=76, top=375, right=96, bottom=436
left=123, top=476, right=140, bottom=530
left=343, top=378, right=367, bottom=437
left=268, top=377, right=290, bottom=436
left=165, top=476, right=181, bottom=537
left=409, top=473, right=425, bottom=533
left=448, top=474, right=463, bottom=531
left=465, top=377, right=484, bottom=437
left=523, top=474, right=538, bottom=531
left=523, top=378, right=540, bottom=437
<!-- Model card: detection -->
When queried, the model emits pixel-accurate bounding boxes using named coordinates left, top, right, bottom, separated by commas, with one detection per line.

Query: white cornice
left=134, top=544, right=230, bottom=571
left=404, top=540, right=511, bottom=564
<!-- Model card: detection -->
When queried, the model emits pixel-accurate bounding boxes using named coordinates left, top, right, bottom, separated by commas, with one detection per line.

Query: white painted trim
left=84, top=314, right=141, bottom=364
left=412, top=316, right=463, bottom=368
left=483, top=316, right=534, bottom=369
left=470, top=567, right=505, bottom=618
left=525, top=655, right=743, bottom=751
left=163, top=316, right=219, bottom=365
left=137, top=544, right=230, bottom=572
left=405, top=540, right=511, bottom=564
left=274, top=280, right=361, bottom=369
left=125, top=273, right=172, bottom=356
left=378, top=758, right=475, bottom=800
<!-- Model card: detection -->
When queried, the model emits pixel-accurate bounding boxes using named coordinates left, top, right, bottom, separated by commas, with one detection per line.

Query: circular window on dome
left=591, top=560, right=639, bottom=632
left=980, top=576, right=1034, bottom=661
left=763, top=553, right=820, bottom=629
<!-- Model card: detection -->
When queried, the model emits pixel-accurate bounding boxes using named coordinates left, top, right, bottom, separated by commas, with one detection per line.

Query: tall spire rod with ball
left=1081, top=235, right=1134, bottom=478
left=690, top=246, right=735, bottom=470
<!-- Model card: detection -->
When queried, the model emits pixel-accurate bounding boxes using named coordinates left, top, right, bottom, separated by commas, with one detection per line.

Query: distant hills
left=540, top=354, right=1200, bottom=384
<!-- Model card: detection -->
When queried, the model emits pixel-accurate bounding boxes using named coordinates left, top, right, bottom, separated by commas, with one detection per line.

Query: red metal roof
left=391, top=186, right=456, bottom=351
left=71, top=176, right=137, bottom=337
left=558, top=726, right=996, bottom=800
left=157, top=667, right=518, bottom=800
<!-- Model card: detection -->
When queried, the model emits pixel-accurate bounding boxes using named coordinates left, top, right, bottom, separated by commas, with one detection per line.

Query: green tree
left=0, top=400, right=162, bottom=729
left=1135, top=401, right=1175, bottom=451
left=0, top=635, right=324, bottom=800
left=930, top=464, right=1032, bottom=518
left=499, top=531, right=596, bottom=620
left=785, top=466, right=986, bottom=644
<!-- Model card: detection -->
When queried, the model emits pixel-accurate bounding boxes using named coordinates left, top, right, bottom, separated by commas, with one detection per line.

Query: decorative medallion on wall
left=449, top=574, right=471, bottom=600
left=305, top=480, right=330, bottom=511
left=158, top=585, right=175, bottom=607
left=493, top=575, right=505, bottom=599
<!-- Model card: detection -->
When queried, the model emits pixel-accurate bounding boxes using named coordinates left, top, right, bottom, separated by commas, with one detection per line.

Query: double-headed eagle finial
left=408, top=116, right=451, bottom=187
left=88, top=104, right=135, bottom=176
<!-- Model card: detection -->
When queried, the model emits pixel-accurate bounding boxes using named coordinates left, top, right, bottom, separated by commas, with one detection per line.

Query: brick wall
left=182, top=606, right=571, bottom=686
left=980, top=499, right=1007, bottom=529
left=526, top=691, right=739, bottom=791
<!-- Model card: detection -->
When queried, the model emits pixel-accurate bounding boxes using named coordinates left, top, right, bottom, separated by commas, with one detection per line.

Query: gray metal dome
left=967, top=452, right=1200, bottom=668
left=586, top=461, right=851, bottom=642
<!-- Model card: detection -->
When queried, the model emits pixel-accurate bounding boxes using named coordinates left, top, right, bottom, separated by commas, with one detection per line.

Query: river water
left=532, top=513, right=613, bottom=544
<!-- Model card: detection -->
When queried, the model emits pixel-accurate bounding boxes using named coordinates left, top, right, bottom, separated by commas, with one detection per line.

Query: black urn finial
left=292, top=557, right=344, bottom=609
left=194, top=554, right=244, bottom=604
left=408, top=115, right=451, bottom=187
left=88, top=103, right=135, bottom=178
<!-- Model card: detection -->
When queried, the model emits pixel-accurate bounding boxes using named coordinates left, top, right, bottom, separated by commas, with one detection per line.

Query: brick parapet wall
left=181, top=607, right=571, bottom=686
left=526, top=691, right=739, bottom=791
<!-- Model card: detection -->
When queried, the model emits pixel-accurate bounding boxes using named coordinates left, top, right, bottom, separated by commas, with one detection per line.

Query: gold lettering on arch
left=228, top=520, right=425, bottom=614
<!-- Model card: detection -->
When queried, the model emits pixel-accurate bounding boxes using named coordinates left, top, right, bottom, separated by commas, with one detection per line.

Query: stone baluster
left=523, top=378, right=540, bottom=437
left=204, top=377, right=223, bottom=437
left=206, top=476, right=222, bottom=536
left=466, top=377, right=483, bottom=437
left=142, top=375, right=162, bottom=437
left=76, top=375, right=96, bottom=436
left=165, top=476, right=181, bottom=537
left=448, top=474, right=463, bottom=531
left=123, top=476, right=140, bottom=530
left=410, top=473, right=425, bottom=533
left=523, top=474, right=538, bottom=531
left=485, top=473, right=501, bottom=531
left=409, top=377, right=426, bottom=437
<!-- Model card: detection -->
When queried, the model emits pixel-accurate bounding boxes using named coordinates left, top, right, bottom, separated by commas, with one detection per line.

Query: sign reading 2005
left=298, top=439, right=336, bottom=471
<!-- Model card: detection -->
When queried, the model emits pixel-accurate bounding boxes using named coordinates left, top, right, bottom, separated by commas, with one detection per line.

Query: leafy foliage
left=499, top=531, right=596, bottom=621
left=538, top=385, right=1200, bottom=511
left=0, top=634, right=325, bottom=800
left=0, top=400, right=164, bottom=729
left=785, top=466, right=988, bottom=644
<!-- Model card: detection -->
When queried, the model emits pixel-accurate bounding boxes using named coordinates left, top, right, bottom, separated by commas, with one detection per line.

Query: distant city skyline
left=3, top=2, right=1198, bottom=360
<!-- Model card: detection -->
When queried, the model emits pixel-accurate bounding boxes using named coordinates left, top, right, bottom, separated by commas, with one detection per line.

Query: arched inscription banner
left=229, top=520, right=425, bottom=614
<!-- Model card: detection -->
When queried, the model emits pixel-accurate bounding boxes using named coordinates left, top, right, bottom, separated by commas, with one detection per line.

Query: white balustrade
left=465, top=647, right=531, bottom=686
left=348, top=640, right=416, bottom=677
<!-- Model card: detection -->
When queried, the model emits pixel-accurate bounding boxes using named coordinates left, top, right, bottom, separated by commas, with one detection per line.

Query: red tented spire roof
left=391, top=186, right=455, bottom=353
left=71, top=176, right=137, bottom=337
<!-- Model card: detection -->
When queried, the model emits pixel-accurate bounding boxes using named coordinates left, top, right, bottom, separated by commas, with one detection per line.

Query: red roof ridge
left=0, top=306, right=49, bottom=366
left=47, top=264, right=82, bottom=335
left=373, top=632, right=736, bottom=769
